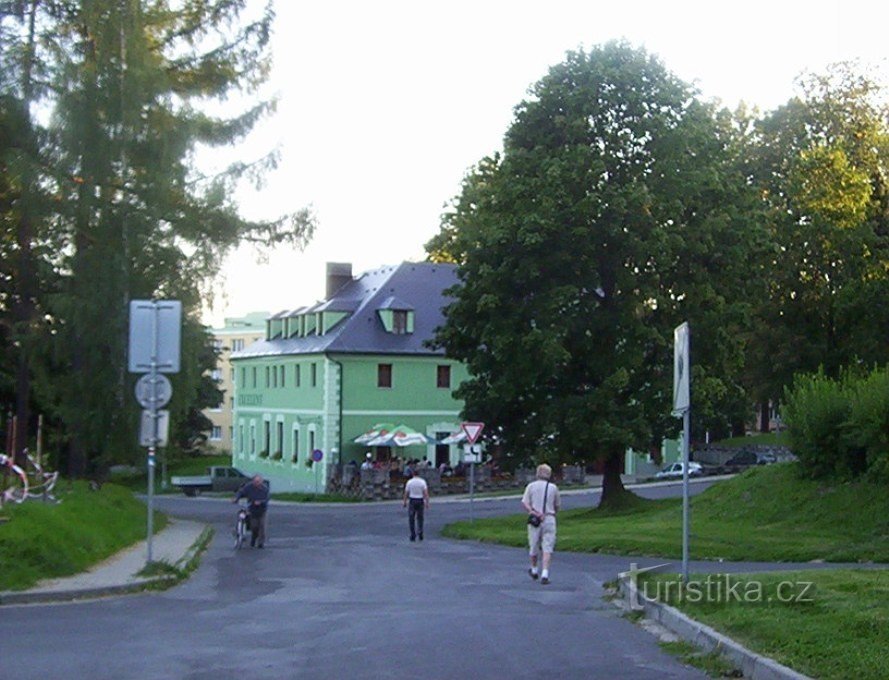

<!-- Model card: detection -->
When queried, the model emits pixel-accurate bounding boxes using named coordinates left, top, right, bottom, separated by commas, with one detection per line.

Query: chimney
left=326, top=262, right=353, bottom=298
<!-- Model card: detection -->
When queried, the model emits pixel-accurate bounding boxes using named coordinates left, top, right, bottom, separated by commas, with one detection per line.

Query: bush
left=784, top=366, right=888, bottom=481
left=844, top=368, right=889, bottom=482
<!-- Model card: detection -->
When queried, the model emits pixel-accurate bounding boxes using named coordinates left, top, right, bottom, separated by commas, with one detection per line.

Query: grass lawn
left=0, top=481, right=166, bottom=591
left=642, top=569, right=889, bottom=680
left=442, top=463, right=889, bottom=562
left=713, top=431, right=789, bottom=448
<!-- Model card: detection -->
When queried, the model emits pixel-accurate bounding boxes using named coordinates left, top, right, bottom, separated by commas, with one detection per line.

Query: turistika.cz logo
left=619, top=562, right=816, bottom=610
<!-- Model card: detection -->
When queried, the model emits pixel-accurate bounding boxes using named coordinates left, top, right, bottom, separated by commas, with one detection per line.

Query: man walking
left=233, top=474, right=270, bottom=548
left=522, top=464, right=560, bottom=584
left=403, top=468, right=430, bottom=541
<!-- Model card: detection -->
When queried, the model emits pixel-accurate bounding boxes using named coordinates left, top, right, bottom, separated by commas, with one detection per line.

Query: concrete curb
left=0, top=523, right=212, bottom=607
left=616, top=576, right=812, bottom=680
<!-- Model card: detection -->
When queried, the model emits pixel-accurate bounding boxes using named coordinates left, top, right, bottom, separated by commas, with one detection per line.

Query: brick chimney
left=326, top=262, right=353, bottom=298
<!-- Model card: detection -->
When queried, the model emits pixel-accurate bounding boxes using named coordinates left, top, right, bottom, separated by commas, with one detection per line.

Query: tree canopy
left=428, top=43, right=764, bottom=505
left=0, top=0, right=314, bottom=472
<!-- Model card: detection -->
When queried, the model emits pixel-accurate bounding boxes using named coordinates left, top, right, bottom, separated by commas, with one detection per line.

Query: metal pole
left=147, top=301, right=158, bottom=564
left=681, top=408, right=690, bottom=582
left=469, top=456, right=475, bottom=523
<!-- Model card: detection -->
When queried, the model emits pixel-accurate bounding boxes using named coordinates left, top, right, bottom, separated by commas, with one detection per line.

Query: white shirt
left=405, top=476, right=428, bottom=499
left=522, top=479, right=560, bottom=515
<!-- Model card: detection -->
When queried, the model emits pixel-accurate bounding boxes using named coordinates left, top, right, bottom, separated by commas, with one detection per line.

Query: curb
left=616, top=575, right=812, bottom=680
left=0, top=524, right=212, bottom=607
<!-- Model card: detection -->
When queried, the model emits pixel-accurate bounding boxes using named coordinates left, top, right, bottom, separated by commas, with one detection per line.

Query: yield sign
left=461, top=422, right=485, bottom=444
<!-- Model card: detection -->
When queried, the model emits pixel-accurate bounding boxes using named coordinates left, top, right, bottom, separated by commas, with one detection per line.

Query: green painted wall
left=231, top=352, right=469, bottom=492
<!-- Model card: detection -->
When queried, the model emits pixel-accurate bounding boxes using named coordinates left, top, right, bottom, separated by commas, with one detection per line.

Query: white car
left=655, top=461, right=703, bottom=479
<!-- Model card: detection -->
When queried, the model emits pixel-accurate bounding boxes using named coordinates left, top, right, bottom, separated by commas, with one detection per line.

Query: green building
left=230, top=262, right=469, bottom=492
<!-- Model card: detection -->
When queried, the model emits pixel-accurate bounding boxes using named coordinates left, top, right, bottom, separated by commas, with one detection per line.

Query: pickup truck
left=171, top=466, right=250, bottom=496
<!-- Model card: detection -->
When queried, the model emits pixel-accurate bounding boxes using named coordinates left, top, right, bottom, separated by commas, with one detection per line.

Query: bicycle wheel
left=234, top=518, right=245, bottom=549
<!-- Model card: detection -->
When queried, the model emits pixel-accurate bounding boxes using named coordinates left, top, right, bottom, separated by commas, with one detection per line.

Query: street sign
left=312, top=449, right=324, bottom=462
left=134, top=374, right=173, bottom=409
left=672, top=322, right=690, bottom=416
left=461, top=422, right=485, bottom=444
left=139, top=410, right=169, bottom=447
left=128, top=300, right=182, bottom=373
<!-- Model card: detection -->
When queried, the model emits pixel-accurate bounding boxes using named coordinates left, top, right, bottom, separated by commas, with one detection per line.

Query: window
left=232, top=339, right=245, bottom=352
left=292, top=428, right=300, bottom=462
left=264, top=421, right=271, bottom=453
left=230, top=397, right=234, bottom=410
left=229, top=426, right=233, bottom=444
left=241, top=367, right=246, bottom=386
left=378, top=363, right=392, bottom=388
left=276, top=421, right=284, bottom=454
left=210, top=426, right=222, bottom=441
left=265, top=366, right=270, bottom=388
left=311, top=363, right=317, bottom=387
left=279, top=365, right=285, bottom=388
left=230, top=368, right=235, bottom=382
left=272, top=365, right=277, bottom=388
left=213, top=338, right=223, bottom=351
left=295, top=364, right=301, bottom=387
left=392, top=310, right=408, bottom=334
left=309, top=430, right=316, bottom=455
left=437, top=365, right=451, bottom=389
left=252, top=367, right=257, bottom=388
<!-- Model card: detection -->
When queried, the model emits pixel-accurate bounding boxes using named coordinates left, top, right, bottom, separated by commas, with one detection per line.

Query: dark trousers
left=408, top=498, right=425, bottom=539
left=249, top=509, right=267, bottom=546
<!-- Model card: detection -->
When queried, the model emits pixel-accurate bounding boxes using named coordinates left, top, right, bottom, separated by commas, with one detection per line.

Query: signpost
left=129, top=300, right=181, bottom=564
left=673, top=322, right=691, bottom=582
left=461, top=422, right=484, bottom=522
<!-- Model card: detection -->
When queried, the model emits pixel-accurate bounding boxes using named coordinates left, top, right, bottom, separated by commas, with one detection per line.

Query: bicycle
left=233, top=504, right=250, bottom=549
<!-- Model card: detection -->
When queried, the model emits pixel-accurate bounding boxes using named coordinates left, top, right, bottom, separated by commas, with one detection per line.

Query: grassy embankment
left=0, top=481, right=166, bottom=591
left=643, top=569, right=888, bottom=680
left=442, top=463, right=889, bottom=562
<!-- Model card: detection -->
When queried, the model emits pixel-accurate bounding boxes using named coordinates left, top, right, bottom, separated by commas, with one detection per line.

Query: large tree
left=1, top=1, right=314, bottom=473
left=428, top=43, right=763, bottom=505
left=745, top=64, right=889, bottom=416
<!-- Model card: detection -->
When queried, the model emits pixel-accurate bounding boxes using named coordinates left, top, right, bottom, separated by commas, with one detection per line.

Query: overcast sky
left=204, top=0, right=886, bottom=326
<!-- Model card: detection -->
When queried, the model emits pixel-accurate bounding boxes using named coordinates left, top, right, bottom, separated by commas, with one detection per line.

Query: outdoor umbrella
left=367, top=424, right=433, bottom=447
left=353, top=422, right=396, bottom=444
left=441, top=430, right=467, bottom=445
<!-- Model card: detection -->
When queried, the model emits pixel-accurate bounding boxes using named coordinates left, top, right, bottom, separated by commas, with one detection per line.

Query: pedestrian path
left=0, top=519, right=209, bottom=606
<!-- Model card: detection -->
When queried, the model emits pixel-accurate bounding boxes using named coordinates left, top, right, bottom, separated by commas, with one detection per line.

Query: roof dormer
left=377, top=296, right=414, bottom=335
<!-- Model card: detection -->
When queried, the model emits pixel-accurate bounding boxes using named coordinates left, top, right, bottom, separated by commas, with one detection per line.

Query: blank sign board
left=128, top=300, right=182, bottom=373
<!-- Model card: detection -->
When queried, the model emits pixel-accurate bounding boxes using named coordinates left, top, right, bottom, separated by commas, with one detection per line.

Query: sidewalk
left=0, top=519, right=211, bottom=606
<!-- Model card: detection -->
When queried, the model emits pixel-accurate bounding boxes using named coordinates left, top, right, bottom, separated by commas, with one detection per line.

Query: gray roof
left=232, top=262, right=458, bottom=359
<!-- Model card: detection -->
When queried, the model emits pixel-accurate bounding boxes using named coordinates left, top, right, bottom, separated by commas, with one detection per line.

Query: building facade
left=204, top=311, right=268, bottom=452
left=230, top=262, right=468, bottom=493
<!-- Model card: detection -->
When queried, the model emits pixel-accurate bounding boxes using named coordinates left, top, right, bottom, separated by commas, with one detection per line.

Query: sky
left=204, top=0, right=887, bottom=327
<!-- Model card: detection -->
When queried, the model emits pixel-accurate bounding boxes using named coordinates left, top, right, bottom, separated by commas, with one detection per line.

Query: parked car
left=719, top=451, right=776, bottom=474
left=655, top=461, right=703, bottom=479
left=171, top=466, right=250, bottom=496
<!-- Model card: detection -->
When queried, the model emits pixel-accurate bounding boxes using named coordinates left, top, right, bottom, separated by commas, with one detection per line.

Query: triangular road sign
left=461, top=422, right=485, bottom=444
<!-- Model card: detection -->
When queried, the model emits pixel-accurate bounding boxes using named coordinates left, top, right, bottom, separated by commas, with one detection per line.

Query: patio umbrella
left=367, top=424, right=433, bottom=447
left=353, top=422, right=396, bottom=444
left=440, top=430, right=467, bottom=445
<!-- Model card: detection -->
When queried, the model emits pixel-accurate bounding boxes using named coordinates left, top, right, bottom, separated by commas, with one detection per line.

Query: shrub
left=784, top=366, right=889, bottom=481
left=844, top=367, right=889, bottom=483
left=783, top=371, right=853, bottom=478
left=258, top=450, right=269, bottom=459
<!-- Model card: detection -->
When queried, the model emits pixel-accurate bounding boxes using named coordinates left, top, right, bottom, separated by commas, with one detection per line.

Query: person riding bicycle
left=232, top=474, right=270, bottom=548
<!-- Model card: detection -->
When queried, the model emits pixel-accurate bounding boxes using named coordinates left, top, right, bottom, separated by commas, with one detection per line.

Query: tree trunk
left=759, top=402, right=770, bottom=433
left=599, top=449, right=634, bottom=508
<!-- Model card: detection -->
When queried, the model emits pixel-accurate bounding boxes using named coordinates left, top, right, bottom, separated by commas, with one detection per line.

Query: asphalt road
left=1, top=480, right=744, bottom=680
